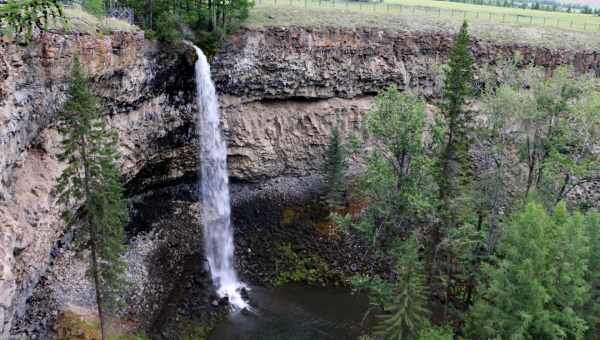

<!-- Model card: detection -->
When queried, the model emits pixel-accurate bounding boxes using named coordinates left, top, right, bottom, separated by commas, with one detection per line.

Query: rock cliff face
left=213, top=27, right=600, bottom=101
left=0, top=31, right=194, bottom=337
left=211, top=25, right=600, bottom=179
left=0, top=31, right=146, bottom=200
left=223, top=97, right=370, bottom=181
left=2, top=25, right=600, bottom=338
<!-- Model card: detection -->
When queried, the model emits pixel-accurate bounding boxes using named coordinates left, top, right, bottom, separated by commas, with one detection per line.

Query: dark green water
left=208, top=285, right=372, bottom=340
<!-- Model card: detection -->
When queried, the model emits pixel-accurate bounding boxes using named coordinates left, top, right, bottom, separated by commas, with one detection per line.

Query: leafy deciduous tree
left=357, top=86, right=438, bottom=244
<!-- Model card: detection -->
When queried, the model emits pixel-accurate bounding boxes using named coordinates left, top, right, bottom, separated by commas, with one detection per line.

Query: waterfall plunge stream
left=191, top=44, right=248, bottom=310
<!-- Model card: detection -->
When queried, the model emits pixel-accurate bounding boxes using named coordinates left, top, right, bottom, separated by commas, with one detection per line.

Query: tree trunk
left=555, top=173, right=570, bottom=205
left=145, top=0, right=153, bottom=30
left=525, top=136, right=535, bottom=198
left=208, top=0, right=214, bottom=31
left=396, top=148, right=408, bottom=192
left=80, top=136, right=107, bottom=340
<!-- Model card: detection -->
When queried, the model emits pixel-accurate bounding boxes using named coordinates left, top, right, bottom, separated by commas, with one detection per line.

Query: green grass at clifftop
left=247, top=1, right=600, bottom=49
left=387, top=0, right=600, bottom=23
left=49, top=5, right=137, bottom=34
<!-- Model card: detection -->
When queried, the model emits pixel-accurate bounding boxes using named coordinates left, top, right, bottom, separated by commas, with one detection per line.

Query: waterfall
left=191, top=44, right=248, bottom=310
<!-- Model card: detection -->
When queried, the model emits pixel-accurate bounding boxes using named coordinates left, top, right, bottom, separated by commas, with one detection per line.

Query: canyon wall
left=212, top=25, right=600, bottom=180
left=2, top=25, right=600, bottom=338
left=213, top=26, right=600, bottom=101
left=0, top=31, right=186, bottom=337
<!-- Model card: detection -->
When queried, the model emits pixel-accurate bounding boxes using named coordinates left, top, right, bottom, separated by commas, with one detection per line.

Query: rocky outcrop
left=0, top=31, right=197, bottom=338
left=223, top=97, right=370, bottom=181
left=0, top=31, right=146, bottom=200
left=209, top=25, right=600, bottom=180
left=213, top=26, right=600, bottom=101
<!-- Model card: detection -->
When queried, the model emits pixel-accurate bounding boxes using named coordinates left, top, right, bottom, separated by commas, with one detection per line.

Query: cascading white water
left=191, top=44, right=248, bottom=310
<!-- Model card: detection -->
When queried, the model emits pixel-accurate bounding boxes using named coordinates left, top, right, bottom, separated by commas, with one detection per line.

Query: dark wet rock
left=218, top=297, right=229, bottom=306
left=240, top=287, right=250, bottom=301
left=230, top=176, right=383, bottom=286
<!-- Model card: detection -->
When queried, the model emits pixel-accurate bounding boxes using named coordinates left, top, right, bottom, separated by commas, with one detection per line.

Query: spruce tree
left=322, top=128, right=346, bottom=209
left=353, top=235, right=430, bottom=340
left=466, top=202, right=590, bottom=339
left=376, top=236, right=430, bottom=340
left=430, top=21, right=475, bottom=317
left=437, top=20, right=475, bottom=229
left=583, top=212, right=600, bottom=338
left=57, top=57, right=128, bottom=340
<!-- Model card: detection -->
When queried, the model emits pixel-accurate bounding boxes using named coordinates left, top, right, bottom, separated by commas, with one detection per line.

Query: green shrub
left=180, top=323, right=211, bottom=340
left=416, top=326, right=454, bottom=340
left=194, top=30, right=220, bottom=58
left=271, top=243, right=335, bottom=287
left=155, top=11, right=182, bottom=42
left=82, top=0, right=105, bottom=17
left=0, top=0, right=63, bottom=41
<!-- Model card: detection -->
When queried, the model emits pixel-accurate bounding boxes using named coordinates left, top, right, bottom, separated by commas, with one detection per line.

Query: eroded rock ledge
left=213, top=26, right=600, bottom=101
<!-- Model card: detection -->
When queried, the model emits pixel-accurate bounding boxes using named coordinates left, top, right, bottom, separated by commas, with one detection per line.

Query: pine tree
left=465, top=202, right=590, bottom=339
left=322, top=128, right=346, bottom=209
left=437, top=20, right=475, bottom=228
left=353, top=235, right=430, bottom=340
left=583, top=212, right=600, bottom=338
left=57, top=57, right=128, bottom=340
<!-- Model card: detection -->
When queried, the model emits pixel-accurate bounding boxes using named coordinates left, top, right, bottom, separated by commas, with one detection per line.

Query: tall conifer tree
left=466, top=202, right=590, bottom=339
left=322, top=128, right=346, bottom=209
left=437, top=20, right=475, bottom=228
left=429, top=20, right=475, bottom=319
left=57, top=57, right=128, bottom=340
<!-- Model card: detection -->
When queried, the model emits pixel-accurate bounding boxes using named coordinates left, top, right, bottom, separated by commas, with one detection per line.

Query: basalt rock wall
left=213, top=26, right=600, bottom=101
left=210, top=26, right=600, bottom=181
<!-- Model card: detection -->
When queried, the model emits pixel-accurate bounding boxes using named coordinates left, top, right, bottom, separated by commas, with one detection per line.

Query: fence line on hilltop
left=59, top=0, right=134, bottom=24
left=255, top=0, right=600, bottom=32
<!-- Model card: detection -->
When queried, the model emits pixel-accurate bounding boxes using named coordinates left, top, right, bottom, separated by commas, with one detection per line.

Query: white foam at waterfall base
left=190, top=43, right=249, bottom=310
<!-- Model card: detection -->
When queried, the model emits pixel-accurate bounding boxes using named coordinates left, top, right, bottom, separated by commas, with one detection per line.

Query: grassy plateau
left=50, top=5, right=137, bottom=34
left=248, top=0, right=600, bottom=49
